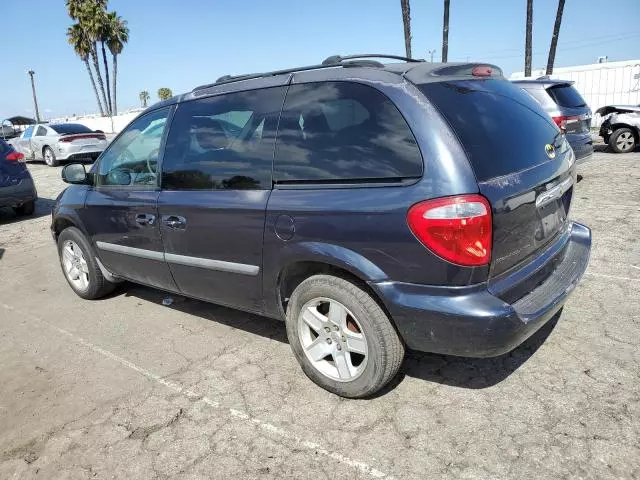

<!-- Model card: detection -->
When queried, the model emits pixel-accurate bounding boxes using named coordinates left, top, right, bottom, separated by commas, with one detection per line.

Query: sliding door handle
left=135, top=213, right=156, bottom=226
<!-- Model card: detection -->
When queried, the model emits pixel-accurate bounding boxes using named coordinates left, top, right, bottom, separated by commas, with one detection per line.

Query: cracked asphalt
left=1, top=147, right=639, bottom=479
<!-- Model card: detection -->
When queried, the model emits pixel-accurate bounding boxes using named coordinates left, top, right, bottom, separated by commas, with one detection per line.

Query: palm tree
left=78, top=1, right=111, bottom=115
left=400, top=0, right=412, bottom=58
left=106, top=12, right=129, bottom=116
left=442, top=0, right=450, bottom=63
left=525, top=0, right=533, bottom=76
left=157, top=88, right=173, bottom=101
left=139, top=91, right=150, bottom=108
left=67, top=23, right=104, bottom=116
left=546, top=0, right=565, bottom=75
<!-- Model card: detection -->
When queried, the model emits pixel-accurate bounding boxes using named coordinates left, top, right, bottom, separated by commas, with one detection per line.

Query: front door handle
left=162, top=215, right=186, bottom=230
left=135, top=213, right=156, bottom=226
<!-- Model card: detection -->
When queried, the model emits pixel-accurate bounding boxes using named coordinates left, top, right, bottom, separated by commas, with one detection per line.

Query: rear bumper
left=372, top=222, right=591, bottom=357
left=566, top=133, right=594, bottom=164
left=0, top=177, right=37, bottom=208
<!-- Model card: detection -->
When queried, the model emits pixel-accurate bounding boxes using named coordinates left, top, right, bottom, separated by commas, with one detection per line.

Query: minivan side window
left=96, top=107, right=170, bottom=187
left=274, top=82, right=422, bottom=183
left=161, top=86, right=287, bottom=190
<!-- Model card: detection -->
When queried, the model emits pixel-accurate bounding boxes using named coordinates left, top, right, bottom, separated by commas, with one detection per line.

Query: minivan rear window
left=420, top=79, right=560, bottom=181
left=546, top=84, right=587, bottom=108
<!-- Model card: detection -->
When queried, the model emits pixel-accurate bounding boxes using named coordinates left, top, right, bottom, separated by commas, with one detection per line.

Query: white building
left=511, top=59, right=640, bottom=126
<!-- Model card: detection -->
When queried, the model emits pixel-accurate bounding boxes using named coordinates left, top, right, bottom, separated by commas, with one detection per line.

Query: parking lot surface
left=1, top=149, right=639, bottom=480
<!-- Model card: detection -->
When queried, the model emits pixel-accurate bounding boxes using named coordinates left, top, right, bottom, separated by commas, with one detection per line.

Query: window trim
left=92, top=106, right=174, bottom=191
left=272, top=80, right=424, bottom=187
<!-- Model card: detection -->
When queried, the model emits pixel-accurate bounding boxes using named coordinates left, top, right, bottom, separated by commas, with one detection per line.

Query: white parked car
left=9, top=123, right=108, bottom=167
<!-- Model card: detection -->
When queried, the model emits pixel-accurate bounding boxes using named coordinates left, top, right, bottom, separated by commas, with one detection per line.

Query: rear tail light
left=552, top=115, right=580, bottom=133
left=407, top=195, right=492, bottom=266
left=6, top=151, right=25, bottom=162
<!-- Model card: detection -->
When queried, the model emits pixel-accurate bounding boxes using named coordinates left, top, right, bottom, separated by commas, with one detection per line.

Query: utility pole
left=428, top=49, right=436, bottom=62
left=27, top=70, right=41, bottom=122
left=442, top=0, right=450, bottom=63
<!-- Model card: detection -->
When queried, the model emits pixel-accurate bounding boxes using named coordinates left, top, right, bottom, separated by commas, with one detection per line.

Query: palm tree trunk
left=85, top=59, right=104, bottom=116
left=546, top=0, right=565, bottom=75
left=525, top=0, right=533, bottom=76
left=442, top=0, right=450, bottom=63
left=101, top=41, right=112, bottom=115
left=400, top=0, right=412, bottom=58
left=91, top=43, right=109, bottom=116
left=111, top=55, right=118, bottom=116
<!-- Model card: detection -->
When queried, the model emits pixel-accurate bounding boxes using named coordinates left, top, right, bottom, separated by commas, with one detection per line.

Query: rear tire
left=57, top=227, right=116, bottom=300
left=13, top=200, right=35, bottom=216
left=609, top=128, right=637, bottom=153
left=43, top=146, right=59, bottom=167
left=285, top=274, right=405, bottom=398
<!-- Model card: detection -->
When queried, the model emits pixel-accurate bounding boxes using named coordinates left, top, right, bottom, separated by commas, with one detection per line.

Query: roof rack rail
left=322, top=54, right=424, bottom=65
left=192, top=54, right=420, bottom=92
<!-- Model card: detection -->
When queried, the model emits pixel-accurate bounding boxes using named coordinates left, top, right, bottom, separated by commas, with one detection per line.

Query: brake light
left=6, top=151, right=25, bottom=162
left=407, top=195, right=492, bottom=266
left=472, top=66, right=493, bottom=77
left=552, top=115, right=580, bottom=132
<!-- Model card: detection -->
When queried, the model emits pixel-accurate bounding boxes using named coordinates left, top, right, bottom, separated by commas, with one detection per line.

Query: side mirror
left=62, top=163, right=89, bottom=184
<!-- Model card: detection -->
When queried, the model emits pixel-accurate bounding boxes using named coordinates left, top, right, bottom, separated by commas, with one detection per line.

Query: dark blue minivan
left=52, top=55, right=591, bottom=397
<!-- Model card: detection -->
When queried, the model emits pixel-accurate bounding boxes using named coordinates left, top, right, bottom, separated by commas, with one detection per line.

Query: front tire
left=57, top=227, right=116, bottom=299
left=609, top=128, right=637, bottom=153
left=43, top=146, right=59, bottom=167
left=286, top=275, right=405, bottom=398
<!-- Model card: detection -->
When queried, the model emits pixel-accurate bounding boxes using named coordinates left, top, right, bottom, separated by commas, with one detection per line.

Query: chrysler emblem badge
left=545, top=143, right=556, bottom=159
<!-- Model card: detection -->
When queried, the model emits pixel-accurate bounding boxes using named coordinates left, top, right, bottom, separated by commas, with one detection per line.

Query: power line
left=453, top=32, right=640, bottom=61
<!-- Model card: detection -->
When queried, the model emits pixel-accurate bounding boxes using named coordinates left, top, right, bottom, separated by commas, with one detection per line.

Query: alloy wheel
left=616, top=132, right=635, bottom=152
left=61, top=240, right=90, bottom=291
left=297, top=297, right=368, bottom=382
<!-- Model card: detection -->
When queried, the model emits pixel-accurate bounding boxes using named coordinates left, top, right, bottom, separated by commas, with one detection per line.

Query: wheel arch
left=611, top=124, right=639, bottom=143
left=276, top=260, right=395, bottom=332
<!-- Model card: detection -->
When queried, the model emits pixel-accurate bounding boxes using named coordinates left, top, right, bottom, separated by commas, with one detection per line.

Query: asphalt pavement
left=1, top=148, right=639, bottom=479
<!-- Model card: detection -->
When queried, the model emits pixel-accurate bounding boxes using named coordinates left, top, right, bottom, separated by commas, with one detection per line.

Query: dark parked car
left=51, top=55, right=591, bottom=398
left=512, top=79, right=594, bottom=164
left=0, top=138, right=37, bottom=216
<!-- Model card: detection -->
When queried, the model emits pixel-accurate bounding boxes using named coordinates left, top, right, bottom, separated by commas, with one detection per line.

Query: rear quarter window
left=274, top=81, right=422, bottom=183
left=420, top=79, right=560, bottom=181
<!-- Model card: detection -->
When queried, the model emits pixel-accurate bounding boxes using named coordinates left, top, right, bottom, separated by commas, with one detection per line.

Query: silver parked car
left=596, top=105, right=640, bottom=153
left=9, top=123, right=107, bottom=167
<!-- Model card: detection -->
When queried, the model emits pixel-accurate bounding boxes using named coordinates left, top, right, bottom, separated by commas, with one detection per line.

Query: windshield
left=51, top=123, right=93, bottom=135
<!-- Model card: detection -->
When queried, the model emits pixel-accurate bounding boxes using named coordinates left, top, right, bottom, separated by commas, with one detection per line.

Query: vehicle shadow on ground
left=0, top=198, right=56, bottom=225
left=120, top=284, right=558, bottom=393
left=122, top=285, right=289, bottom=343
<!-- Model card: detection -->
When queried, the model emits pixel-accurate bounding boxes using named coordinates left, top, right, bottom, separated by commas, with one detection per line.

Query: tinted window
left=420, top=79, right=560, bottom=181
left=51, top=123, right=92, bottom=135
left=162, top=87, right=286, bottom=190
left=274, top=82, right=422, bottom=183
left=546, top=84, right=587, bottom=108
left=35, top=126, right=47, bottom=136
left=96, top=107, right=170, bottom=187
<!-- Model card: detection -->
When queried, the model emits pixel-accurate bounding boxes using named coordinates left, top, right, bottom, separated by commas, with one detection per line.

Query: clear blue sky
left=1, top=0, right=639, bottom=120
